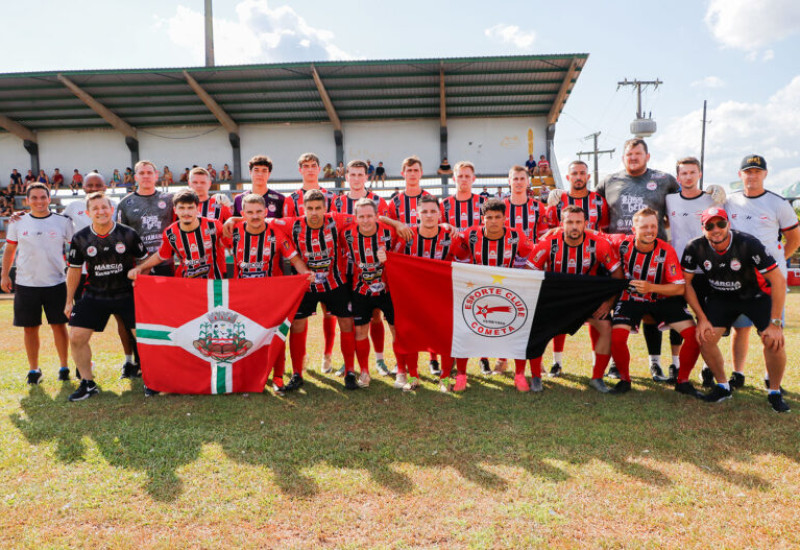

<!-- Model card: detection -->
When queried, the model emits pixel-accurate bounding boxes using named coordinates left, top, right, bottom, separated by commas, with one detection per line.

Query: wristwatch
left=770, top=318, right=784, bottom=329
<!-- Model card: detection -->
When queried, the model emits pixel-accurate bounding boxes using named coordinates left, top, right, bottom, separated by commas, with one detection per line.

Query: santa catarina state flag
left=134, top=275, right=308, bottom=394
left=386, top=253, right=628, bottom=359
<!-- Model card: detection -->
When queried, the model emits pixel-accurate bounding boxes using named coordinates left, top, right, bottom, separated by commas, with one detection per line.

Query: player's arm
left=525, top=241, right=548, bottom=270
left=0, top=240, right=18, bottom=292
left=782, top=225, right=800, bottom=259
left=629, top=280, right=684, bottom=297
left=760, top=267, right=786, bottom=351
left=378, top=215, right=413, bottom=241
left=64, top=266, right=82, bottom=317
left=128, top=250, right=169, bottom=279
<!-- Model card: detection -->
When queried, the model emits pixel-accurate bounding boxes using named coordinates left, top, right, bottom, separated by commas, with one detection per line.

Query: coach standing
left=1, top=183, right=73, bottom=384
left=596, top=138, right=680, bottom=382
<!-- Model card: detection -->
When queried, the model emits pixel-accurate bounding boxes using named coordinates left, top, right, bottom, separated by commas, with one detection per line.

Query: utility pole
left=577, top=132, right=615, bottom=188
left=205, top=0, right=215, bottom=67
left=617, top=78, right=662, bottom=118
left=700, top=100, right=708, bottom=190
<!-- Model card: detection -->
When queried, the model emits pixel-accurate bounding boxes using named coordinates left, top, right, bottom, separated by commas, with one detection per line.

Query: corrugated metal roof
left=0, top=54, right=587, bottom=132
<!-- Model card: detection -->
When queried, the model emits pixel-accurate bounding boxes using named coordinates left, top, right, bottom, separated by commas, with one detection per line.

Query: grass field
left=1, top=294, right=800, bottom=549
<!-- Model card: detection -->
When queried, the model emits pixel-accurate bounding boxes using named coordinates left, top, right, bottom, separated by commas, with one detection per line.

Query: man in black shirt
left=682, top=206, right=789, bottom=412
left=65, top=192, right=148, bottom=401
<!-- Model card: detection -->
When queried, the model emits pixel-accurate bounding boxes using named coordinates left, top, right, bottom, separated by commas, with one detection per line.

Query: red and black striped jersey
left=611, top=234, right=684, bottom=302
left=282, top=187, right=336, bottom=217
left=387, top=190, right=432, bottom=225
left=157, top=217, right=228, bottom=279
left=230, top=222, right=297, bottom=279
left=393, top=226, right=470, bottom=262
left=331, top=191, right=390, bottom=216
left=272, top=212, right=354, bottom=293
left=527, top=232, right=620, bottom=275
left=199, top=196, right=232, bottom=223
left=459, top=226, right=533, bottom=268
left=340, top=222, right=397, bottom=296
left=503, top=197, right=549, bottom=243
left=440, top=194, right=486, bottom=229
left=545, top=191, right=609, bottom=231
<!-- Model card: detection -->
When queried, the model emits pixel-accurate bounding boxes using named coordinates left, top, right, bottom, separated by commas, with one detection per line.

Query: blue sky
left=2, top=0, right=799, bottom=190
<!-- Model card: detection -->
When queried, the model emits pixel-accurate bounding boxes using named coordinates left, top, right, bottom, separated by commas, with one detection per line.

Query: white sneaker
left=402, top=376, right=420, bottom=392
left=357, top=371, right=371, bottom=388
left=320, top=355, right=333, bottom=374
left=393, top=373, right=407, bottom=389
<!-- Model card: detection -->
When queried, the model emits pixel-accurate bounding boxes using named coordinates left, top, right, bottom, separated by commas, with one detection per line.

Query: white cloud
left=705, top=0, right=800, bottom=53
left=762, top=49, right=775, bottom=61
left=652, top=76, right=800, bottom=191
left=484, top=24, right=536, bottom=49
left=691, top=76, right=725, bottom=88
left=158, top=0, right=352, bottom=65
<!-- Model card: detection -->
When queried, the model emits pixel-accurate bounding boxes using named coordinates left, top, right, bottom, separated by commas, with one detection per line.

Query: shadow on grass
left=9, top=373, right=800, bottom=502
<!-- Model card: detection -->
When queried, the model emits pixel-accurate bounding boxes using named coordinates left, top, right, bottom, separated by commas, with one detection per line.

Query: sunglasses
left=704, top=220, right=728, bottom=231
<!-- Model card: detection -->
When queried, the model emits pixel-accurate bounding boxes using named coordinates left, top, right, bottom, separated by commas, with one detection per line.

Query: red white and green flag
left=134, top=275, right=308, bottom=394
left=386, top=253, right=627, bottom=359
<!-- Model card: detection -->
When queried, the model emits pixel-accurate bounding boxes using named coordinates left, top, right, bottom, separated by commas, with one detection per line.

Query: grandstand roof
left=0, top=54, right=588, bottom=131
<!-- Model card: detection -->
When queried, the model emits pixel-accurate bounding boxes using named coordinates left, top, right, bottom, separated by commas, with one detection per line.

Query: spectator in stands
left=179, top=168, right=190, bottom=183
left=24, top=170, right=36, bottom=187
left=437, top=157, right=453, bottom=176
left=70, top=169, right=83, bottom=195
left=525, top=154, right=537, bottom=176
left=111, top=168, right=122, bottom=190
left=535, top=155, right=551, bottom=177
left=162, top=166, right=174, bottom=187
left=367, top=160, right=375, bottom=181
left=389, top=187, right=400, bottom=199
left=372, top=162, right=385, bottom=187
left=37, top=169, right=50, bottom=187
left=51, top=169, right=64, bottom=190
left=323, top=163, right=336, bottom=179
left=206, top=163, right=217, bottom=181
left=219, top=164, right=232, bottom=181
left=335, top=161, right=345, bottom=179
left=123, top=168, right=134, bottom=190
left=10, top=169, right=23, bottom=195
left=480, top=186, right=491, bottom=198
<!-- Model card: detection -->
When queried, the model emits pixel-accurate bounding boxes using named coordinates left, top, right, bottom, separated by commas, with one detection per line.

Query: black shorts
left=612, top=296, right=693, bottom=327
left=352, top=292, right=394, bottom=326
left=294, top=285, right=352, bottom=320
left=704, top=293, right=771, bottom=332
left=13, top=283, right=68, bottom=327
left=69, top=293, right=136, bottom=332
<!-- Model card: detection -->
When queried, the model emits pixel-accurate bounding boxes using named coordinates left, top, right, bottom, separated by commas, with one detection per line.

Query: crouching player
left=682, top=207, right=790, bottom=412
left=609, top=207, right=702, bottom=396
left=527, top=205, right=623, bottom=393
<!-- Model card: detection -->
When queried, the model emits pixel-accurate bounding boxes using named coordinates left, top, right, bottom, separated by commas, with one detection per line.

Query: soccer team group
left=2, top=138, right=796, bottom=412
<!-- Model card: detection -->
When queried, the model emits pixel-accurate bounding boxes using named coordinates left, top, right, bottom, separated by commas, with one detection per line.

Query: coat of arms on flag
left=134, top=275, right=308, bottom=394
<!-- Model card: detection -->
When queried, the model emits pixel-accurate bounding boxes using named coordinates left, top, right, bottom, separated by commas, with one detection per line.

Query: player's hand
left=0, top=275, right=12, bottom=293
left=546, top=188, right=565, bottom=207
left=377, top=247, right=387, bottom=263
left=395, top=224, right=413, bottom=241
left=305, top=272, right=315, bottom=284
left=8, top=210, right=25, bottom=223
left=760, top=324, right=784, bottom=351
left=629, top=280, right=651, bottom=294
left=64, top=302, right=73, bottom=318
left=127, top=268, right=140, bottom=281
left=705, top=185, right=727, bottom=205
left=212, top=192, right=232, bottom=207
left=223, top=218, right=236, bottom=239
left=695, top=317, right=714, bottom=344
left=539, top=227, right=560, bottom=240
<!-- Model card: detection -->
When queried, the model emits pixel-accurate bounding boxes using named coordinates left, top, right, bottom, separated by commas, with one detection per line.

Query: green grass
left=1, top=296, right=800, bottom=548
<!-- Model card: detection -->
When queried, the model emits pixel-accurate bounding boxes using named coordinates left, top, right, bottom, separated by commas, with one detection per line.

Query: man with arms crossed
left=1, top=183, right=73, bottom=384
left=682, top=206, right=790, bottom=412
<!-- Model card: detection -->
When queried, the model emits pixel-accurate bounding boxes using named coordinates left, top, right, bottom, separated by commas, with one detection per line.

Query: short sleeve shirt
left=6, top=213, right=74, bottom=287
left=68, top=223, right=148, bottom=296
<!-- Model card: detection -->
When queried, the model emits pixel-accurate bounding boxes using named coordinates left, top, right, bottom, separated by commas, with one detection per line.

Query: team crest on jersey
left=250, top=247, right=258, bottom=255
left=463, top=286, right=529, bottom=337
left=87, top=246, right=97, bottom=257
left=115, top=242, right=126, bottom=253
left=190, top=244, right=199, bottom=253
left=158, top=201, right=167, bottom=209
left=647, top=182, right=657, bottom=190
left=268, top=204, right=276, bottom=212
left=731, top=259, right=741, bottom=271
left=703, top=260, right=712, bottom=271
left=489, top=251, right=497, bottom=260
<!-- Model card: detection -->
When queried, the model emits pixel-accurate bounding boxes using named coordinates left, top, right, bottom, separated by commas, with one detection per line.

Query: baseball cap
left=701, top=206, right=729, bottom=226
left=740, top=154, right=767, bottom=171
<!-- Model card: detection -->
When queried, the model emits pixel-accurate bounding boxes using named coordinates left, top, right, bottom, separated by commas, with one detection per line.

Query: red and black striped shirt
left=230, top=222, right=297, bottom=279
left=459, top=226, right=533, bottom=268
left=504, top=197, right=549, bottom=243
left=527, top=232, right=620, bottom=275
left=440, top=194, right=486, bottom=229
left=331, top=191, right=390, bottom=216
left=158, top=217, right=228, bottom=279
left=611, top=234, right=684, bottom=302
left=545, top=191, right=609, bottom=231
left=394, top=226, right=469, bottom=262
left=199, top=196, right=232, bottom=223
left=340, top=222, right=397, bottom=296
left=283, top=187, right=336, bottom=217
left=387, top=190, right=432, bottom=225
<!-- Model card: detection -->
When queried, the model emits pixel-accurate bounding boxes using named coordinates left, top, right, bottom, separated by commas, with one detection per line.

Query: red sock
left=441, top=356, right=454, bottom=378
left=514, top=359, right=527, bottom=375
left=392, top=343, right=407, bottom=374
left=273, top=341, right=286, bottom=380
left=592, top=353, right=610, bottom=380
left=553, top=334, right=566, bottom=353
left=370, top=320, right=385, bottom=354
left=340, top=330, right=355, bottom=374
left=355, top=338, right=371, bottom=373
left=611, top=328, right=631, bottom=381
left=677, top=326, right=700, bottom=383
left=529, top=356, right=543, bottom=378
left=407, top=352, right=419, bottom=378
left=430, top=353, right=439, bottom=363
left=456, top=358, right=468, bottom=375
left=289, top=326, right=308, bottom=375
left=323, top=314, right=336, bottom=355
left=589, top=325, right=600, bottom=350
